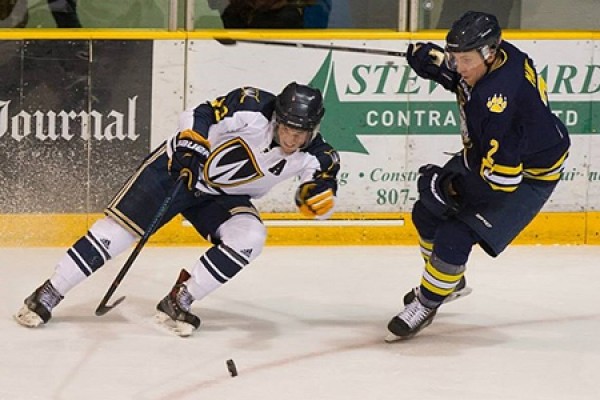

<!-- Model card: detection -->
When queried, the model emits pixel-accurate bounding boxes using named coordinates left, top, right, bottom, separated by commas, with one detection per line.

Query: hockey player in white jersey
left=15, top=82, right=340, bottom=337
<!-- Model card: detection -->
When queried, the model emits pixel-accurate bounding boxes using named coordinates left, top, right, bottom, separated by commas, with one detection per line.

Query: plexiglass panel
left=0, top=0, right=172, bottom=29
left=191, top=0, right=402, bottom=29
left=416, top=0, right=600, bottom=30
left=3, top=1, right=599, bottom=31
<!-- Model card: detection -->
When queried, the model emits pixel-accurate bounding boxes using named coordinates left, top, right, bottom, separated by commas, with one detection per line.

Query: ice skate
left=385, top=297, right=437, bottom=342
left=14, top=280, right=64, bottom=328
left=402, top=276, right=472, bottom=306
left=154, top=269, right=201, bottom=337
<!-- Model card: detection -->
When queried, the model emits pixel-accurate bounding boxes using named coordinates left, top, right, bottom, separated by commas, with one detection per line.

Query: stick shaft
left=219, top=38, right=406, bottom=57
left=95, top=177, right=185, bottom=316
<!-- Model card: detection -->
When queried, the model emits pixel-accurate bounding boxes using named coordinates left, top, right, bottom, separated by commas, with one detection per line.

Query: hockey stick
left=215, top=38, right=406, bottom=57
left=95, top=176, right=186, bottom=316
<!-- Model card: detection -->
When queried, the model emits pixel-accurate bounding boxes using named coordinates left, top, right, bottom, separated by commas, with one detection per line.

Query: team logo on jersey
left=203, top=137, right=264, bottom=187
left=486, top=94, right=508, bottom=113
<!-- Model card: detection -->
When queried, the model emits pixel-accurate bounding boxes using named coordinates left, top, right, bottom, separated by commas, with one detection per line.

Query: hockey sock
left=419, top=236, right=434, bottom=264
left=185, top=244, right=250, bottom=301
left=418, top=252, right=465, bottom=309
left=51, top=217, right=137, bottom=295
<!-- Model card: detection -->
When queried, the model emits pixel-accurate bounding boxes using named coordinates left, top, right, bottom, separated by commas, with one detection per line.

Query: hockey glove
left=417, top=164, right=461, bottom=219
left=407, top=42, right=445, bottom=80
left=168, top=129, right=211, bottom=190
left=295, top=179, right=336, bottom=219
left=407, top=42, right=458, bottom=91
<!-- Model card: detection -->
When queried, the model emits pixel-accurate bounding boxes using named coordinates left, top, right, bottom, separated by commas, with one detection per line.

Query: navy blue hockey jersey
left=447, top=41, right=570, bottom=204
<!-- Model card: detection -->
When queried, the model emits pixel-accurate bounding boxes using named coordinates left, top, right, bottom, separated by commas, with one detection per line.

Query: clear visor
left=444, top=44, right=494, bottom=72
left=444, top=50, right=458, bottom=71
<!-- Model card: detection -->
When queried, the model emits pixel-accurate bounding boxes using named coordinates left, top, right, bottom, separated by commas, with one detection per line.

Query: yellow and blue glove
left=295, top=179, right=336, bottom=218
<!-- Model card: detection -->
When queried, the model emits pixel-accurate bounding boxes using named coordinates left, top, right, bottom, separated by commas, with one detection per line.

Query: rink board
left=0, top=30, right=598, bottom=245
left=0, top=211, right=589, bottom=246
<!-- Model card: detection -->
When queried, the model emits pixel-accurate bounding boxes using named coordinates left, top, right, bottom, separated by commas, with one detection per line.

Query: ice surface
left=1, top=245, right=599, bottom=400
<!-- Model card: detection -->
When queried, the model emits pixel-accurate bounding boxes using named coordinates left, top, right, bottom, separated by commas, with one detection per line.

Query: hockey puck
left=226, top=359, right=238, bottom=377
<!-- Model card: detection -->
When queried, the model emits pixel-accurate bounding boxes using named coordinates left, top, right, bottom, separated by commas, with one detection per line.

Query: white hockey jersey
left=167, top=87, right=340, bottom=199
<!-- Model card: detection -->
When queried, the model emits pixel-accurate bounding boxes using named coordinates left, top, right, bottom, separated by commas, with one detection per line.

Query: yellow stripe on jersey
left=230, top=206, right=260, bottom=219
left=179, top=129, right=210, bottom=148
left=480, top=139, right=523, bottom=192
left=105, top=143, right=168, bottom=237
left=524, top=59, right=536, bottom=87
left=481, top=166, right=523, bottom=192
left=210, top=97, right=229, bottom=122
left=523, top=150, right=569, bottom=182
left=485, top=162, right=523, bottom=176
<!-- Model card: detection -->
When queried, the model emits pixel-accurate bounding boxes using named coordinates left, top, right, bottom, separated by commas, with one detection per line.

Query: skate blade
left=445, top=286, right=473, bottom=303
left=13, top=305, right=44, bottom=328
left=153, top=311, right=195, bottom=337
left=384, top=333, right=405, bottom=343
left=384, top=325, right=426, bottom=343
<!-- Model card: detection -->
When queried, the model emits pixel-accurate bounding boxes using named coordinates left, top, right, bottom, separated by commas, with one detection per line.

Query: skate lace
left=37, top=281, right=62, bottom=311
left=174, top=285, right=194, bottom=312
left=398, top=299, right=433, bottom=329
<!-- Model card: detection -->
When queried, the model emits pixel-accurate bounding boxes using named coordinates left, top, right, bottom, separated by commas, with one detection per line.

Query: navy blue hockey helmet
left=274, top=82, right=325, bottom=147
left=445, top=11, right=501, bottom=56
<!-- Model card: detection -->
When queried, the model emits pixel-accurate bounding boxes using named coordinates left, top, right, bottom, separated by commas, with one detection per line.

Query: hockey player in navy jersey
left=386, top=11, right=570, bottom=341
left=15, top=82, right=340, bottom=337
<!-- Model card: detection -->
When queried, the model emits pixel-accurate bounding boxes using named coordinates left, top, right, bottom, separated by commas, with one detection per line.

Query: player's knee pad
left=216, top=214, right=266, bottom=263
left=89, top=216, right=138, bottom=259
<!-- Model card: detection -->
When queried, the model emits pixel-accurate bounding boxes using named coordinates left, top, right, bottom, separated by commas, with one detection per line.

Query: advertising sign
left=188, top=39, right=599, bottom=214
left=0, top=39, right=152, bottom=213
left=0, top=35, right=597, bottom=245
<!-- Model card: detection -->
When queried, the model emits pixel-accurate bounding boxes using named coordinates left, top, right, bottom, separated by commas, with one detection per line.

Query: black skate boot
left=155, top=269, right=201, bottom=337
left=403, top=275, right=471, bottom=305
left=14, top=280, right=64, bottom=328
left=385, top=297, right=437, bottom=342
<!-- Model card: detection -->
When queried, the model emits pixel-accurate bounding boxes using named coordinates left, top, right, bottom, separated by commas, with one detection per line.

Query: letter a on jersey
left=203, top=138, right=264, bottom=187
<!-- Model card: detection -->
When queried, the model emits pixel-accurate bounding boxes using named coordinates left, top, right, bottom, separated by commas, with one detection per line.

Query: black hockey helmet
left=274, top=82, right=325, bottom=147
left=445, top=11, right=501, bottom=55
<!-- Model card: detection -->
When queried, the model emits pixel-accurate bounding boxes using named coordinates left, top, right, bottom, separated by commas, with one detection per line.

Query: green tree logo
left=308, top=52, right=458, bottom=154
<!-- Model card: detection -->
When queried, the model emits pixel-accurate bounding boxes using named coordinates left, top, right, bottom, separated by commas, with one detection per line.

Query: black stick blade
left=95, top=296, right=126, bottom=316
